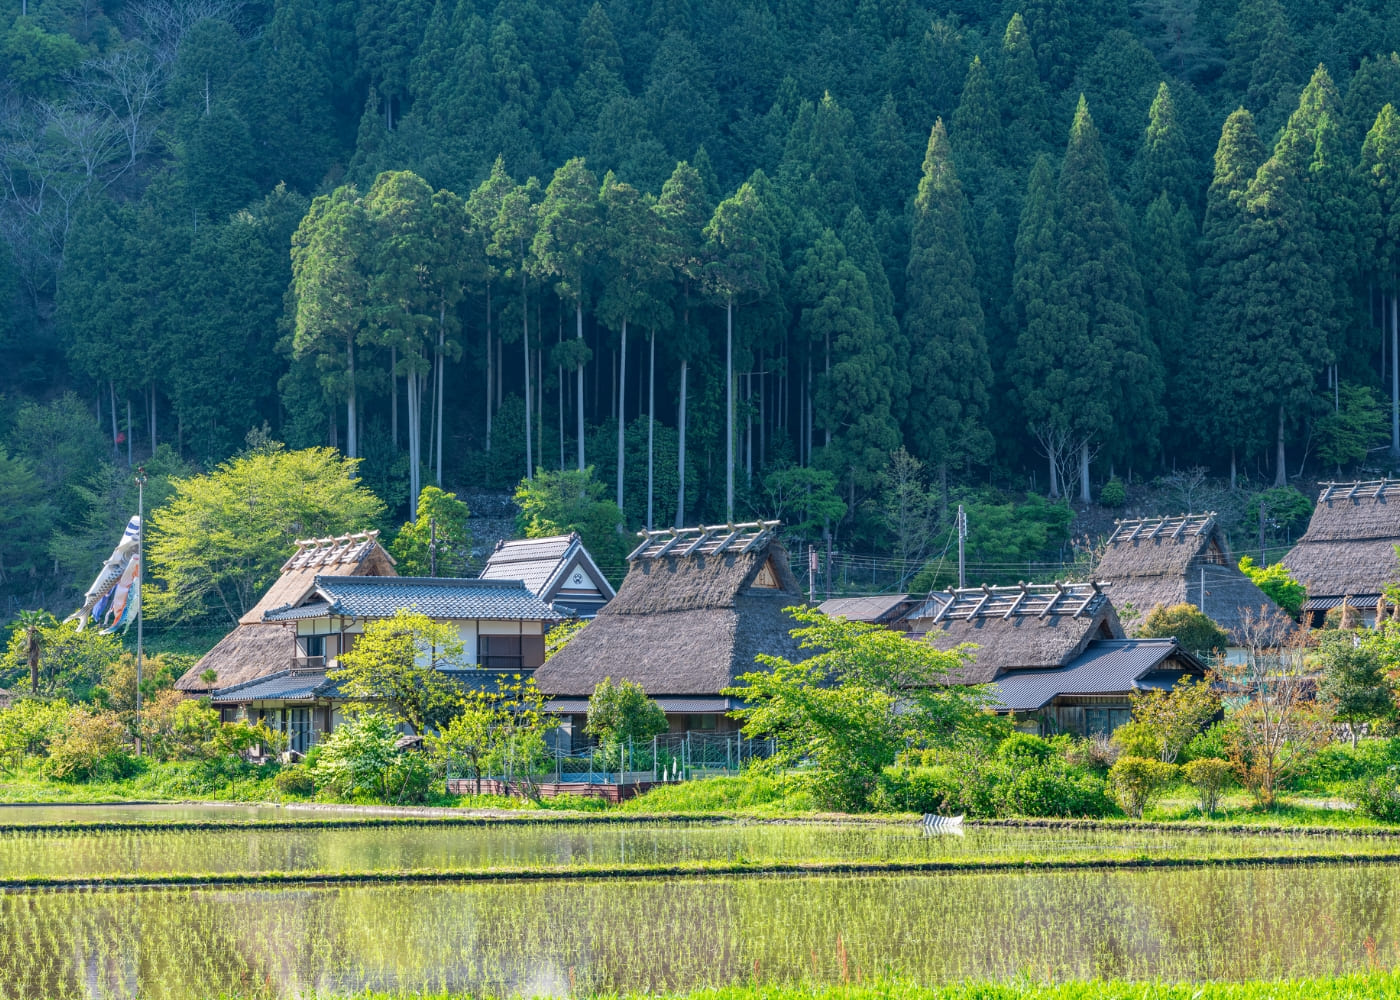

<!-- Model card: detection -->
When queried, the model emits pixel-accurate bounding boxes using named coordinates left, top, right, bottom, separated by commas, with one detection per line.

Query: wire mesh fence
left=446, top=731, right=777, bottom=788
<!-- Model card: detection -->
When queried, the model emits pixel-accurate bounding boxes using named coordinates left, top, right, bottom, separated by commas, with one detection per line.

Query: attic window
left=752, top=559, right=780, bottom=589
left=1205, top=539, right=1226, bottom=565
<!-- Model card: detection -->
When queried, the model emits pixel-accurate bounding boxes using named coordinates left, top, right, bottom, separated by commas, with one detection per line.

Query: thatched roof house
left=1094, top=513, right=1280, bottom=634
left=1282, top=480, right=1400, bottom=623
left=907, top=582, right=1123, bottom=684
left=480, top=533, right=615, bottom=618
left=904, top=581, right=1205, bottom=736
left=175, top=532, right=395, bottom=694
left=532, top=521, right=805, bottom=743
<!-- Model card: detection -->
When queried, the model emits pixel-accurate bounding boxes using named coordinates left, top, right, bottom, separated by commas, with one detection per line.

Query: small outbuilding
left=907, top=582, right=1206, bottom=736
left=1282, top=480, right=1400, bottom=627
left=532, top=521, right=805, bottom=746
left=479, top=532, right=616, bottom=619
left=817, top=594, right=919, bottom=629
left=1093, top=513, right=1281, bottom=635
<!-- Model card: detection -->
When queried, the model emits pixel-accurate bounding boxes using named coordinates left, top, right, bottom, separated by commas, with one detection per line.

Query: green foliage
left=514, top=467, right=627, bottom=582
left=1182, top=757, right=1232, bottom=814
left=273, top=764, right=317, bottom=797
left=0, top=699, right=71, bottom=769
left=1238, top=556, right=1307, bottom=618
left=1129, top=676, right=1221, bottom=763
left=330, top=609, right=467, bottom=734
left=1314, top=383, right=1388, bottom=472
left=544, top=618, right=587, bottom=661
left=759, top=465, right=847, bottom=537
left=46, top=708, right=140, bottom=783
left=147, top=444, right=386, bottom=625
left=585, top=676, right=667, bottom=752
left=912, top=494, right=1073, bottom=589
left=1108, top=755, right=1178, bottom=817
left=1098, top=478, right=1126, bottom=508
left=390, top=486, right=472, bottom=576
left=726, top=606, right=999, bottom=811
left=1135, top=603, right=1230, bottom=659
left=311, top=712, right=410, bottom=801
left=1316, top=631, right=1395, bottom=743
left=2, top=616, right=120, bottom=702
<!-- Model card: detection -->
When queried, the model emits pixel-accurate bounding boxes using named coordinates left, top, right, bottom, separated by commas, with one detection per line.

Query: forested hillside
left=3, top=0, right=1400, bottom=614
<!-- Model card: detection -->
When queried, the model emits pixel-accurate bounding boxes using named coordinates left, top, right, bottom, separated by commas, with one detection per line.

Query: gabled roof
left=909, top=582, right=1124, bottom=684
left=480, top=533, right=616, bottom=613
left=1282, top=480, right=1400, bottom=599
left=211, top=667, right=529, bottom=704
left=239, top=531, right=396, bottom=625
left=264, top=576, right=561, bottom=622
left=1095, top=511, right=1280, bottom=633
left=818, top=594, right=916, bottom=624
left=990, top=638, right=1206, bottom=711
left=534, top=524, right=804, bottom=699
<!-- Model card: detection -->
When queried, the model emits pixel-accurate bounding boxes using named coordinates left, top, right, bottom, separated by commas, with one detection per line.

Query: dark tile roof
left=989, top=638, right=1204, bottom=711
left=262, top=601, right=336, bottom=622
left=1303, top=594, right=1380, bottom=611
left=481, top=535, right=577, bottom=593
left=307, top=576, right=561, bottom=621
left=212, top=667, right=529, bottom=704
left=547, top=696, right=736, bottom=714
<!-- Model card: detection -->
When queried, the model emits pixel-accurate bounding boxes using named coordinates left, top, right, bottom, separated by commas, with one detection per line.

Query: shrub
left=1288, top=739, right=1400, bottom=790
left=1099, top=478, right=1126, bottom=507
left=1183, top=757, right=1232, bottom=814
left=1185, top=722, right=1230, bottom=762
left=993, top=759, right=1114, bottom=818
left=1111, top=721, right=1163, bottom=760
left=311, top=712, right=402, bottom=800
left=1108, top=756, right=1178, bottom=818
left=875, top=753, right=1113, bottom=819
left=1352, top=769, right=1400, bottom=823
left=872, top=765, right=968, bottom=815
left=381, top=752, right=434, bottom=804
left=996, top=733, right=1054, bottom=765
left=0, top=699, right=70, bottom=768
left=46, top=708, right=140, bottom=782
left=274, top=764, right=317, bottom=797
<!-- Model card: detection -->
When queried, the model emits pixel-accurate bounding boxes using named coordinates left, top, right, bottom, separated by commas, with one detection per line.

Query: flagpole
left=135, top=466, right=146, bottom=756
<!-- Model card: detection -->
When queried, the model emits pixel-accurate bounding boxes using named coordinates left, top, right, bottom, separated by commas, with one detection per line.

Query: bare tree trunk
left=522, top=273, right=533, bottom=481
left=1391, top=290, right=1399, bottom=459
left=346, top=336, right=357, bottom=459
left=435, top=319, right=445, bottom=486
left=1079, top=440, right=1090, bottom=503
left=576, top=302, right=585, bottom=470
left=149, top=384, right=157, bottom=453
left=485, top=285, right=493, bottom=453
left=391, top=345, right=398, bottom=451
left=616, top=319, right=627, bottom=510
left=676, top=358, right=688, bottom=528
left=647, top=330, right=655, bottom=530
left=1048, top=449, right=1059, bottom=499
left=558, top=309, right=565, bottom=471
left=745, top=371, right=752, bottom=485
left=1274, top=404, right=1286, bottom=487
left=109, top=380, right=119, bottom=454
left=126, top=399, right=132, bottom=467
left=726, top=297, right=734, bottom=520
left=1230, top=447, right=1237, bottom=492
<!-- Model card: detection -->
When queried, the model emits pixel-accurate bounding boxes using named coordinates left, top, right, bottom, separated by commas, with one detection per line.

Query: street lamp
left=135, top=466, right=146, bottom=755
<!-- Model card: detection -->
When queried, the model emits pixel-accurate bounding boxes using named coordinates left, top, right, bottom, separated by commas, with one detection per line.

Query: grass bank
left=220, top=975, right=1400, bottom=999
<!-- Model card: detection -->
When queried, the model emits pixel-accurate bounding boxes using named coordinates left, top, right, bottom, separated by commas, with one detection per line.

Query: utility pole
left=808, top=545, right=816, bottom=604
left=134, top=466, right=146, bottom=756
left=957, top=505, right=967, bottom=589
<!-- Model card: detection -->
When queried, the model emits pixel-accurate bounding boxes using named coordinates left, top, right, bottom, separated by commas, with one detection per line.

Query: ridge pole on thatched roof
left=968, top=584, right=994, bottom=618
left=740, top=522, right=778, bottom=553
left=1124, top=519, right=1146, bottom=541
left=1073, top=580, right=1102, bottom=618
left=1346, top=481, right=1363, bottom=501
left=1003, top=582, right=1031, bottom=619
left=1380, top=482, right=1392, bottom=499
left=1039, top=581, right=1068, bottom=619
left=931, top=589, right=956, bottom=624
left=1171, top=517, right=1189, bottom=540
left=1148, top=519, right=1167, bottom=539
left=683, top=526, right=719, bottom=556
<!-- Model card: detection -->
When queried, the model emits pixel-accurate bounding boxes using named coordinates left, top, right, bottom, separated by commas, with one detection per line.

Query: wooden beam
left=1039, top=582, right=1067, bottom=619
left=966, top=584, right=994, bottom=619
left=653, top=530, right=692, bottom=558
left=682, top=527, right=719, bottom=556
left=1002, top=583, right=1030, bottom=619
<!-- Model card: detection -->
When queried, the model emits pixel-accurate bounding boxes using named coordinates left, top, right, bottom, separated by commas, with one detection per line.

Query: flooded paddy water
left=2, top=804, right=1399, bottom=997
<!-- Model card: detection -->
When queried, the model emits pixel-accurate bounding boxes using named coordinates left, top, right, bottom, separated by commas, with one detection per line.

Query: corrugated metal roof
left=818, top=594, right=914, bottom=622
left=311, top=576, right=561, bottom=621
left=1303, top=594, right=1380, bottom=610
left=989, top=639, right=1193, bottom=711
left=546, top=696, right=736, bottom=714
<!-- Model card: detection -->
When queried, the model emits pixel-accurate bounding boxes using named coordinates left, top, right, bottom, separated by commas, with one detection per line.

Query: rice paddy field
left=5, top=819, right=1400, bottom=879
left=5, top=806, right=1400, bottom=998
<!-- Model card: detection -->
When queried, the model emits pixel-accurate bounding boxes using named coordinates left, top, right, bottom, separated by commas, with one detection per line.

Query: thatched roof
left=239, top=531, right=395, bottom=625
left=1282, top=480, right=1400, bottom=599
left=1095, top=512, right=1281, bottom=634
left=533, top=521, right=805, bottom=700
left=176, top=623, right=296, bottom=693
left=906, top=582, right=1124, bottom=684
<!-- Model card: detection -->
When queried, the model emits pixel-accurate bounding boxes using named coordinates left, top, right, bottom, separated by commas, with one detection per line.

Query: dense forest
left=4, top=0, right=1400, bottom=616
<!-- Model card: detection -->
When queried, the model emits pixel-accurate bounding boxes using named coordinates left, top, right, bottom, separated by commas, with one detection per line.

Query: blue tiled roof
left=262, top=601, right=335, bottom=622
left=211, top=667, right=527, bottom=704
left=210, top=670, right=334, bottom=704
left=297, top=576, right=561, bottom=621
left=990, top=639, right=1201, bottom=712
